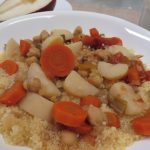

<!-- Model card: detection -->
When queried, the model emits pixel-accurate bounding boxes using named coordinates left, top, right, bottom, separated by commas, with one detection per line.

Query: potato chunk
left=109, top=82, right=145, bottom=115
left=42, top=35, right=64, bottom=50
left=64, top=71, right=99, bottom=97
left=108, top=45, right=134, bottom=59
left=19, top=93, right=53, bottom=121
left=87, top=105, right=104, bottom=126
left=98, top=61, right=128, bottom=80
left=28, top=63, right=60, bottom=97
left=66, top=41, right=82, bottom=55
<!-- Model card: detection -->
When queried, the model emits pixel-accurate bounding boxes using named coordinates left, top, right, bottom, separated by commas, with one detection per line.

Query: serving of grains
left=0, top=26, right=149, bottom=150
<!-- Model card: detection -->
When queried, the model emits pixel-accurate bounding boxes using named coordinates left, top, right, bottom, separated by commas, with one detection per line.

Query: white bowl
left=0, top=11, right=150, bottom=150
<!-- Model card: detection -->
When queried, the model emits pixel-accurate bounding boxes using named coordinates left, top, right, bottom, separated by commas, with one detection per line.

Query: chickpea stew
left=0, top=27, right=150, bottom=150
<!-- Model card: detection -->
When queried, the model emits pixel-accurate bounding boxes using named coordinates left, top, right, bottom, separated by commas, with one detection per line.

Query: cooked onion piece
left=98, top=61, right=128, bottom=80
left=109, top=82, right=145, bottom=115
left=19, top=92, right=54, bottom=121
left=64, top=71, right=99, bottom=97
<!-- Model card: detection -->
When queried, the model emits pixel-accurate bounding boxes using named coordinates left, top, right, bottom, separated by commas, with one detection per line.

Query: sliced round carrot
left=105, top=112, right=120, bottom=128
left=0, top=60, right=18, bottom=75
left=71, top=122, right=93, bottom=135
left=132, top=116, right=150, bottom=136
left=52, top=101, right=87, bottom=127
left=20, top=40, right=31, bottom=56
left=80, top=96, right=101, bottom=107
left=0, top=81, right=26, bottom=106
left=40, top=44, right=75, bottom=78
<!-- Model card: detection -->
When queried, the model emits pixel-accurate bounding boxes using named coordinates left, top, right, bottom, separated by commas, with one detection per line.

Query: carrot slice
left=105, top=112, right=120, bottom=128
left=127, top=67, right=141, bottom=85
left=82, top=36, right=123, bottom=49
left=40, top=44, right=75, bottom=78
left=99, top=37, right=123, bottom=46
left=80, top=96, right=101, bottom=107
left=82, top=35, right=94, bottom=46
left=0, top=81, right=26, bottom=106
left=0, top=60, right=18, bottom=75
left=71, top=122, right=93, bottom=135
left=52, top=101, right=87, bottom=127
left=132, top=115, right=150, bottom=136
left=144, top=111, right=150, bottom=117
left=20, top=40, right=31, bottom=56
left=89, top=28, right=100, bottom=37
left=145, top=71, right=150, bottom=81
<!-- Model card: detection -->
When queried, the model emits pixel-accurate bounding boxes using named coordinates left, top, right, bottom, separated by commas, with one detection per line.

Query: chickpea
left=61, top=130, right=78, bottom=146
left=78, top=70, right=88, bottom=78
left=27, top=78, right=41, bottom=92
left=88, top=75, right=103, bottom=87
left=73, top=26, right=82, bottom=36
left=26, top=56, right=38, bottom=66
left=40, top=30, right=49, bottom=41
left=27, top=47, right=40, bottom=58
left=23, top=80, right=28, bottom=90
left=33, top=35, right=42, bottom=44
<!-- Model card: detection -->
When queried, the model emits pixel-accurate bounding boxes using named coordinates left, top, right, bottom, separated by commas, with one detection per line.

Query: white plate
left=54, top=0, right=72, bottom=11
left=0, top=11, right=150, bottom=150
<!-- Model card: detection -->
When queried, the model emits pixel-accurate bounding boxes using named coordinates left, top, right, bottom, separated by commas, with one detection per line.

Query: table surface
left=68, top=0, right=150, bottom=31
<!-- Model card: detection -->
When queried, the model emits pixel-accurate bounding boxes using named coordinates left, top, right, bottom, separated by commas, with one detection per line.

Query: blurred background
left=0, top=0, right=149, bottom=31
left=68, top=0, right=150, bottom=30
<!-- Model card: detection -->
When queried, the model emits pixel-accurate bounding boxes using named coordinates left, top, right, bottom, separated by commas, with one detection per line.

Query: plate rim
left=0, top=10, right=150, bottom=35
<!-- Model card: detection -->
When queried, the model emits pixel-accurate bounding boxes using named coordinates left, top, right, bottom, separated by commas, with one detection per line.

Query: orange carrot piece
left=132, top=115, right=150, bottom=136
left=80, top=96, right=101, bottom=107
left=82, top=35, right=94, bottom=46
left=71, top=122, right=93, bottom=135
left=52, top=101, right=87, bottom=127
left=0, top=60, right=18, bottom=75
left=20, top=40, right=31, bottom=56
left=145, top=71, right=150, bottom=81
left=90, top=28, right=100, bottom=37
left=132, top=60, right=146, bottom=81
left=144, top=111, right=150, bottom=117
left=40, top=44, right=75, bottom=78
left=100, top=37, right=123, bottom=46
left=82, top=36, right=123, bottom=49
left=127, top=67, right=141, bottom=85
left=108, top=52, right=129, bottom=64
left=0, top=81, right=26, bottom=106
left=105, top=112, right=120, bottom=128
